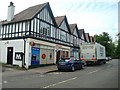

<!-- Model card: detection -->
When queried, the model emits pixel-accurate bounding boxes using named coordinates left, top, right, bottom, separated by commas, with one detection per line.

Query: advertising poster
left=31, top=47, right=40, bottom=65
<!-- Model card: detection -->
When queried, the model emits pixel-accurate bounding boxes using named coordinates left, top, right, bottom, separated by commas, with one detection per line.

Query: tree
left=115, top=33, right=120, bottom=58
left=94, top=32, right=115, bottom=57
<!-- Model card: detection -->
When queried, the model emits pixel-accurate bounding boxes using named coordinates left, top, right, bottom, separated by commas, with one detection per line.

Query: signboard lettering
left=15, top=52, right=23, bottom=60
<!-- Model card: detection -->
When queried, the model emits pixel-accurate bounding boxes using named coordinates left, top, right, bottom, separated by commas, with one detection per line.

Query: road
left=2, top=59, right=119, bottom=88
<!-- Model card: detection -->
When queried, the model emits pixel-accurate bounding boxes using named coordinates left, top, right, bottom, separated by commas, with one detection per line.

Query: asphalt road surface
left=2, top=59, right=119, bottom=88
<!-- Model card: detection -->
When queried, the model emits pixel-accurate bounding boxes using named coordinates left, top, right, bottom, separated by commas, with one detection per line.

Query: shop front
left=55, top=45, right=70, bottom=63
left=30, top=43, right=55, bottom=66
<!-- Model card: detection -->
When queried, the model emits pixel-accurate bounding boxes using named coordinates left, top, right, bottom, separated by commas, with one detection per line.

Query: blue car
left=57, top=57, right=85, bottom=72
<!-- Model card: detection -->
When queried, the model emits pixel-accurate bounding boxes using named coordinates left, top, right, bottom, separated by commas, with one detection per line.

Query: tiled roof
left=69, top=24, right=76, bottom=34
left=2, top=2, right=48, bottom=24
left=55, top=16, right=65, bottom=26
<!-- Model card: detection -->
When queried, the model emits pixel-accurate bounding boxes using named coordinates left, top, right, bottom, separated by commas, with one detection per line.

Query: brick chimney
left=7, top=2, right=15, bottom=21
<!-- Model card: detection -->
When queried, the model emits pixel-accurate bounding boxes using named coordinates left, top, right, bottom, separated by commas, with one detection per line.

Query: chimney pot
left=10, top=2, right=14, bottom=6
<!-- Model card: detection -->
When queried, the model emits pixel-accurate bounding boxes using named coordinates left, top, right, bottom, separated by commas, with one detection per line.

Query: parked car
left=106, top=57, right=110, bottom=61
left=106, top=57, right=112, bottom=61
left=108, top=57, right=112, bottom=60
left=57, top=57, right=85, bottom=72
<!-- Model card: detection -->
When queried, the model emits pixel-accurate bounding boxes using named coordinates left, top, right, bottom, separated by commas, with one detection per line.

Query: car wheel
left=71, top=66, right=75, bottom=72
left=81, top=64, right=85, bottom=69
left=97, top=61, right=102, bottom=65
left=58, top=68, right=62, bottom=71
left=103, top=62, right=106, bottom=64
left=103, top=61, right=106, bottom=64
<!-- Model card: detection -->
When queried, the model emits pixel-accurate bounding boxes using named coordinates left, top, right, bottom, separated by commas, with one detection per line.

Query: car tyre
left=71, top=66, right=75, bottom=72
left=58, top=68, right=62, bottom=71
left=81, top=64, right=85, bottom=69
left=103, top=60, right=106, bottom=64
left=97, top=61, right=102, bottom=65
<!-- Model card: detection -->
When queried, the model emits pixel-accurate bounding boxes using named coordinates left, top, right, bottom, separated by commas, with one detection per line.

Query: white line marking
left=3, top=81, right=7, bottom=83
left=88, top=70, right=99, bottom=74
left=49, top=72, right=62, bottom=74
left=43, top=77, right=77, bottom=88
left=40, top=75, right=45, bottom=77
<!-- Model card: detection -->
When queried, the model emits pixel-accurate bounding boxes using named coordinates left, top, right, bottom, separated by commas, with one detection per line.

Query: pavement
left=28, top=65, right=58, bottom=73
left=1, top=64, right=58, bottom=75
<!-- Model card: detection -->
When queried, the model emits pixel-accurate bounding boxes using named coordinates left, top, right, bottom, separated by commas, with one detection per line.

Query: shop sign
left=15, top=52, right=23, bottom=60
left=42, top=54, right=46, bottom=59
left=30, top=42, right=35, bottom=46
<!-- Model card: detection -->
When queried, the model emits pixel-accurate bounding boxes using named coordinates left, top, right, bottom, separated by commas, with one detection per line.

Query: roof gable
left=78, top=29, right=87, bottom=41
left=35, top=3, right=57, bottom=25
left=78, top=29, right=84, bottom=38
left=69, top=24, right=79, bottom=37
left=55, top=16, right=71, bottom=33
left=55, top=16, right=65, bottom=27
left=90, top=36, right=94, bottom=42
left=2, top=2, right=56, bottom=25
left=69, top=24, right=76, bottom=34
left=85, top=33, right=91, bottom=42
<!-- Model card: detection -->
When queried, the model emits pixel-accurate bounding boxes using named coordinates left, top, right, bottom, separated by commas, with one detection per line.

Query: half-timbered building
left=0, top=2, right=92, bottom=68
left=0, top=2, right=71, bottom=68
left=78, top=29, right=87, bottom=43
left=90, top=36, right=95, bottom=43
left=55, top=16, right=71, bottom=63
left=69, top=24, right=80, bottom=58
left=85, top=33, right=91, bottom=43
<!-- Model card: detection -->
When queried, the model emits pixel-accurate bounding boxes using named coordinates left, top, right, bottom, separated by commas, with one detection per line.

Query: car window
left=70, top=57, right=76, bottom=60
left=65, top=59, right=71, bottom=62
left=74, top=59, right=80, bottom=61
left=60, top=58, right=70, bottom=62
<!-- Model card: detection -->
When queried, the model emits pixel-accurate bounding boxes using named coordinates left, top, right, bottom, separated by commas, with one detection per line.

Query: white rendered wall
left=1, top=39, right=24, bottom=67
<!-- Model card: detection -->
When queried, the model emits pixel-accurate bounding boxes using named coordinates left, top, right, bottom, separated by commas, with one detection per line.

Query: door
left=56, top=51, right=60, bottom=64
left=7, top=47, right=13, bottom=65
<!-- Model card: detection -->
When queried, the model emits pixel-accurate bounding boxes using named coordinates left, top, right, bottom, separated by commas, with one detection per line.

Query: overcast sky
left=0, top=0, right=119, bottom=41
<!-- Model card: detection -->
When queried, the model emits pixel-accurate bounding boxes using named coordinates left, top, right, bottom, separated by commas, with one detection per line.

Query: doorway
left=56, top=51, right=60, bottom=64
left=7, top=47, right=13, bottom=65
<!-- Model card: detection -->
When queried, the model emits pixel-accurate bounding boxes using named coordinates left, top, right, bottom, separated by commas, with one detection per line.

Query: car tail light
left=70, top=56, right=74, bottom=57
left=68, top=60, right=71, bottom=62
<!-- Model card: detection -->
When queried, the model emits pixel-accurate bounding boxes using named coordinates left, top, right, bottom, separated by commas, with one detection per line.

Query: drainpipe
left=23, top=37, right=26, bottom=68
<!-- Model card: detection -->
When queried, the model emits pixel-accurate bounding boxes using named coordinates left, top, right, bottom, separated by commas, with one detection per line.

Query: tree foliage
left=94, top=32, right=115, bottom=57
left=115, top=33, right=120, bottom=58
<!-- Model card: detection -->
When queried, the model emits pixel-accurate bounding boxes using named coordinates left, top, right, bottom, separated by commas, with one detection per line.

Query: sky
left=0, top=0, right=119, bottom=41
